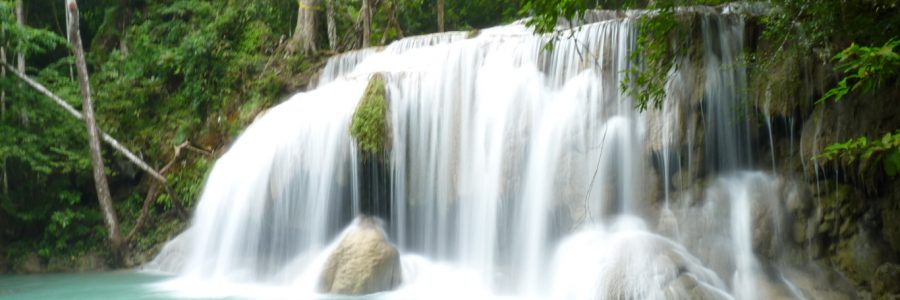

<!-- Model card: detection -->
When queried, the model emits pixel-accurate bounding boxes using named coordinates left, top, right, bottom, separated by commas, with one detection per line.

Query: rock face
left=318, top=217, right=402, bottom=295
left=873, top=263, right=900, bottom=298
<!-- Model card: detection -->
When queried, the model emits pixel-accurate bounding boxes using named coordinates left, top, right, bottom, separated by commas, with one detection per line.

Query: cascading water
left=147, top=5, right=836, bottom=299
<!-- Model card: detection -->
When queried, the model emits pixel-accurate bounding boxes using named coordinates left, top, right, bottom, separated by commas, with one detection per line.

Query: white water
left=149, top=6, right=820, bottom=300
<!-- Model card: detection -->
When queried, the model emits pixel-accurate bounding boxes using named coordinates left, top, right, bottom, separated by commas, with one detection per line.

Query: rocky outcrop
left=318, top=216, right=402, bottom=295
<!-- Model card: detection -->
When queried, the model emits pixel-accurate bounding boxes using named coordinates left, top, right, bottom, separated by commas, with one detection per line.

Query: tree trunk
left=289, top=0, right=318, bottom=55
left=380, top=0, right=404, bottom=45
left=15, top=0, right=26, bottom=128
left=117, top=0, right=130, bottom=56
left=15, top=0, right=24, bottom=72
left=437, top=0, right=444, bottom=32
left=66, top=0, right=123, bottom=258
left=1, top=45, right=6, bottom=196
left=360, top=0, right=372, bottom=47
left=326, top=0, right=337, bottom=50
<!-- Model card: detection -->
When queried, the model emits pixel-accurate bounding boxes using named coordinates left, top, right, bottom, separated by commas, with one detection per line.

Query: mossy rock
left=831, top=231, right=897, bottom=288
left=882, top=180, right=900, bottom=253
left=351, top=73, right=390, bottom=156
left=873, top=263, right=900, bottom=299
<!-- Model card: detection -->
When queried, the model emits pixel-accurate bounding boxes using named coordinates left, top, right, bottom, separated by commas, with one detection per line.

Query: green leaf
left=884, top=149, right=900, bottom=177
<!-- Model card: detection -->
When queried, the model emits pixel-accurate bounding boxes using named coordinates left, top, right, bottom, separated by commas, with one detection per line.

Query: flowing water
left=141, top=5, right=827, bottom=300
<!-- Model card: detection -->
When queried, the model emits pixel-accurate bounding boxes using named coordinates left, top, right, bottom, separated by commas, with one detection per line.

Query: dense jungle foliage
left=0, top=0, right=898, bottom=270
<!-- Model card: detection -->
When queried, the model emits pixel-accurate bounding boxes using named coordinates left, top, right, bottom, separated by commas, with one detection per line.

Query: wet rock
left=882, top=187, right=900, bottom=253
left=751, top=198, right=778, bottom=259
left=873, top=263, right=900, bottom=298
left=657, top=208, right=680, bottom=238
left=76, top=254, right=107, bottom=272
left=785, top=176, right=814, bottom=246
left=781, top=264, right=856, bottom=300
left=664, top=273, right=731, bottom=300
left=46, top=253, right=108, bottom=272
left=832, top=230, right=897, bottom=287
left=792, top=218, right=808, bottom=244
left=753, top=273, right=797, bottom=300
left=799, top=87, right=900, bottom=175
left=318, top=217, right=402, bottom=295
left=14, top=253, right=42, bottom=274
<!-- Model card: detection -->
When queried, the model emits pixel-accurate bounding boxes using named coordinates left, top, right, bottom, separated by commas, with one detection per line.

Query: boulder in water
left=318, top=217, right=402, bottom=295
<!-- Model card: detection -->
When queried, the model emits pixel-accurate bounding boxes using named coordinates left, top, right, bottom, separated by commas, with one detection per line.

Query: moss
left=350, top=74, right=390, bottom=155
left=873, top=263, right=900, bottom=298
left=882, top=188, right=900, bottom=252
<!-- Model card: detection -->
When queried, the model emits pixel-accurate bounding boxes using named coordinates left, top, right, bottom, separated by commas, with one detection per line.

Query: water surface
left=0, top=272, right=175, bottom=300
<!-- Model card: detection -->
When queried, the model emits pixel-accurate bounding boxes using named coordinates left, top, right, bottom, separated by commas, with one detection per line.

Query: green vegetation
left=811, top=36, right=899, bottom=177
left=0, top=0, right=314, bottom=268
left=818, top=39, right=900, bottom=104
left=814, top=131, right=900, bottom=177
left=350, top=73, right=389, bottom=155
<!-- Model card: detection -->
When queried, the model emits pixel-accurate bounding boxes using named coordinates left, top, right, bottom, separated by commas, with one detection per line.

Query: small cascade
left=147, top=5, right=850, bottom=300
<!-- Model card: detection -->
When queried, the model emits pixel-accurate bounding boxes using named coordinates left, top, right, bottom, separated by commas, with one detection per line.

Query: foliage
left=520, top=0, right=592, bottom=34
left=813, top=39, right=900, bottom=177
left=0, top=1, right=67, bottom=61
left=622, top=7, right=681, bottom=111
left=814, top=131, right=900, bottom=177
left=350, top=73, right=389, bottom=155
left=761, top=0, right=899, bottom=61
left=0, top=0, right=104, bottom=260
left=0, top=0, right=315, bottom=266
left=817, top=39, right=900, bottom=103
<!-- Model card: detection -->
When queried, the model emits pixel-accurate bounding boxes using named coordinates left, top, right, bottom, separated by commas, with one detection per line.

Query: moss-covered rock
left=873, top=263, right=900, bottom=299
left=831, top=230, right=897, bottom=288
left=350, top=73, right=390, bottom=155
left=882, top=181, right=900, bottom=253
left=46, top=253, right=108, bottom=272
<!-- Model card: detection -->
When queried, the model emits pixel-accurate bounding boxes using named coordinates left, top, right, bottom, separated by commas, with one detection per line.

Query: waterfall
left=148, top=6, right=823, bottom=299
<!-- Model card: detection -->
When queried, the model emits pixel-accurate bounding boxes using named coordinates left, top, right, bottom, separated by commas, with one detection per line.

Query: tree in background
left=66, top=0, right=123, bottom=259
left=436, top=0, right=444, bottom=32
left=290, top=0, right=318, bottom=54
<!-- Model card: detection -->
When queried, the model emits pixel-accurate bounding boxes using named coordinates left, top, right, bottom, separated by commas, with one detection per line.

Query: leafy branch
left=817, top=39, right=900, bottom=103
left=814, top=39, right=900, bottom=177
left=813, top=130, right=900, bottom=177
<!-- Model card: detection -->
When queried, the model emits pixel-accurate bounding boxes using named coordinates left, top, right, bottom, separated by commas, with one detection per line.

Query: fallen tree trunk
left=1, top=63, right=167, bottom=184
